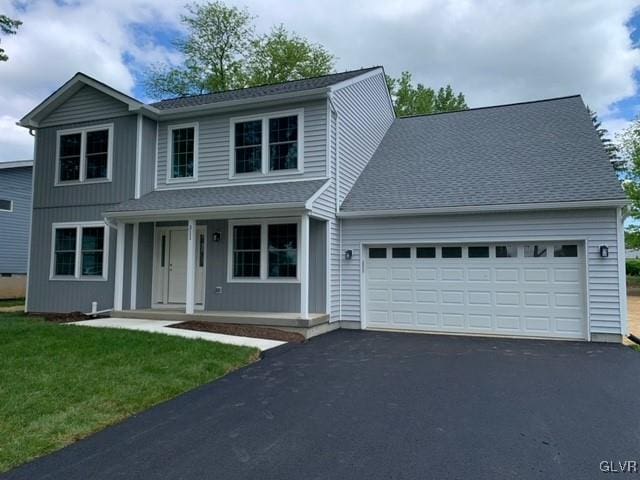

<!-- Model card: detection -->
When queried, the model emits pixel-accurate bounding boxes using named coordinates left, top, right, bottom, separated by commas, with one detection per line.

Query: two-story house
left=19, top=67, right=628, bottom=342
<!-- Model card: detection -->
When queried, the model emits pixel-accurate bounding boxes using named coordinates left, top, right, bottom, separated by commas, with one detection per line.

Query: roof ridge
left=151, top=66, right=382, bottom=105
left=396, top=94, right=583, bottom=120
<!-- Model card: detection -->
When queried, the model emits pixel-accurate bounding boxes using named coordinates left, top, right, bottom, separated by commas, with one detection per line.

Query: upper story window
left=56, top=124, right=113, bottom=185
left=230, top=109, right=303, bottom=178
left=167, top=123, right=198, bottom=182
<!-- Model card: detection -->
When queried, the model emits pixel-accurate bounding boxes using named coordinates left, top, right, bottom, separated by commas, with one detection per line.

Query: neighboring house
left=626, top=249, right=640, bottom=259
left=0, top=160, right=33, bottom=299
left=18, top=67, right=628, bottom=342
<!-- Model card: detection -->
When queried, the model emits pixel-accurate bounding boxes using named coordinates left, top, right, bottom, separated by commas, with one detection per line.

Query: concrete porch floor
left=112, top=309, right=334, bottom=339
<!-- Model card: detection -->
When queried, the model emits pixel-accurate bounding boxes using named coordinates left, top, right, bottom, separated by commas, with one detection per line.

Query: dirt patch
left=32, top=311, right=94, bottom=323
left=168, top=321, right=305, bottom=343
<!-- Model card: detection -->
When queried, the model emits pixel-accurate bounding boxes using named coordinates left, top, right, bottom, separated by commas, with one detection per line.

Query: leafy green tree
left=144, top=2, right=335, bottom=99
left=0, top=14, right=22, bottom=62
left=626, top=227, right=640, bottom=250
left=386, top=71, right=467, bottom=116
left=618, top=119, right=640, bottom=218
left=587, top=107, right=622, bottom=170
left=247, top=24, right=334, bottom=86
left=145, top=2, right=254, bottom=97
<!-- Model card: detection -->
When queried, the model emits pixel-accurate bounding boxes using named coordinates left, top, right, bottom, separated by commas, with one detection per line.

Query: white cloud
left=0, top=0, right=639, bottom=161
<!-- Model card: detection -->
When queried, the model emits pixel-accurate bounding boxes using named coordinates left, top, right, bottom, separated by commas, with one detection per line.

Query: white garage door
left=364, top=243, right=586, bottom=340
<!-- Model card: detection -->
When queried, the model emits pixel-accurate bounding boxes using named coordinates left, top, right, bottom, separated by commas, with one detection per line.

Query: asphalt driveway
left=4, top=330, right=640, bottom=479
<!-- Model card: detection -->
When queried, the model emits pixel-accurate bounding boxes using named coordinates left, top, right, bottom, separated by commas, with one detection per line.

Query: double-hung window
left=229, top=220, right=299, bottom=281
left=51, top=222, right=109, bottom=280
left=168, top=123, right=198, bottom=181
left=57, top=125, right=112, bottom=184
left=231, top=110, right=303, bottom=177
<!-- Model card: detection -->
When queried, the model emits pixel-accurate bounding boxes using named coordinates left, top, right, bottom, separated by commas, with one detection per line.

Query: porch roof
left=104, top=179, right=328, bottom=218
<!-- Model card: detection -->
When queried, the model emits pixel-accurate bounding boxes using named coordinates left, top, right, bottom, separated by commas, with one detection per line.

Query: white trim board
left=228, top=108, right=305, bottom=179
left=54, top=123, right=114, bottom=187
left=227, top=217, right=302, bottom=284
left=49, top=220, right=110, bottom=281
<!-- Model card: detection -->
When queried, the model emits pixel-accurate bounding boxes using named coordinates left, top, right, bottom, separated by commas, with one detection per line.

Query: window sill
left=49, top=276, right=108, bottom=282
left=166, top=176, right=198, bottom=184
left=54, top=178, right=112, bottom=187
left=227, top=277, right=300, bottom=284
left=229, top=168, right=304, bottom=180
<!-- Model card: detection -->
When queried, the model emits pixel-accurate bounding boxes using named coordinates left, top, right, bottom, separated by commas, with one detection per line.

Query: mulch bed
left=32, top=311, right=93, bottom=323
left=168, top=321, right=305, bottom=343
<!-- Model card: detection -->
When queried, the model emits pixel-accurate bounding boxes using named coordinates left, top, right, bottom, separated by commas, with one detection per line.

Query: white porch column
left=185, top=219, right=197, bottom=314
left=129, top=222, right=139, bottom=310
left=114, top=221, right=126, bottom=311
left=300, top=213, right=310, bottom=320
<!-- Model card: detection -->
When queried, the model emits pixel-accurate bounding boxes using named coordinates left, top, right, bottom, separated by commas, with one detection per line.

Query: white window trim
left=49, top=221, right=110, bottom=281
left=227, top=218, right=301, bottom=283
left=229, top=108, right=304, bottom=179
left=55, top=124, right=114, bottom=186
left=0, top=199, right=13, bottom=212
left=166, top=122, right=199, bottom=184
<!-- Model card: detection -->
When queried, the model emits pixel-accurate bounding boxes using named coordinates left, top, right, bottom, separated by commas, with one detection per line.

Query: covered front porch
left=106, top=208, right=329, bottom=334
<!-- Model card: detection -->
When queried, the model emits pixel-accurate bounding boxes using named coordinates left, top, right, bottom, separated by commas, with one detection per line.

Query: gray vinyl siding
left=27, top=205, right=117, bottom=313
left=332, top=72, right=394, bottom=206
left=338, top=209, right=622, bottom=336
left=139, top=117, right=157, bottom=197
left=33, top=115, right=137, bottom=208
left=309, top=218, right=326, bottom=313
left=136, top=222, right=154, bottom=309
left=155, top=100, right=327, bottom=189
left=202, top=220, right=300, bottom=312
left=0, top=166, right=32, bottom=274
left=39, top=85, right=130, bottom=127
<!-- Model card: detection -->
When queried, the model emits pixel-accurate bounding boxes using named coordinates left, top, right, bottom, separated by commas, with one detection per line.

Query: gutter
left=337, top=199, right=630, bottom=218
left=104, top=201, right=308, bottom=220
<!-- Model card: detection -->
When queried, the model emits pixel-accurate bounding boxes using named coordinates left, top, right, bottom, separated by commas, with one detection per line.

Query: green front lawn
left=0, top=314, right=259, bottom=473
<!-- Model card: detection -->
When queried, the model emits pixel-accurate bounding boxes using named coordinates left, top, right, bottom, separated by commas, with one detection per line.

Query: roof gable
left=19, top=73, right=145, bottom=128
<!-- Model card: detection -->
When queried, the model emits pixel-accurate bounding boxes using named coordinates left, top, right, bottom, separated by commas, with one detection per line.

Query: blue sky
left=1, top=0, right=639, bottom=161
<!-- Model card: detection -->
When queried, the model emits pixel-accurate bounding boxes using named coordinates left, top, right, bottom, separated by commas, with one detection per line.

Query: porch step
left=112, top=309, right=330, bottom=329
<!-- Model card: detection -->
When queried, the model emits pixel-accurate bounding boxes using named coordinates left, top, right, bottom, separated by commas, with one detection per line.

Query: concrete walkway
left=68, top=318, right=285, bottom=351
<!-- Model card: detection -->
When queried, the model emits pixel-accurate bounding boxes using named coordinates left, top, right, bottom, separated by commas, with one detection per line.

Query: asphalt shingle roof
left=106, top=179, right=327, bottom=214
left=341, top=96, right=627, bottom=212
left=151, top=67, right=380, bottom=110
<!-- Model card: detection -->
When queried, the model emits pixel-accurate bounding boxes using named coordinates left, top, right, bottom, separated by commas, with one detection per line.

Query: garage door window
left=554, top=244, right=578, bottom=257
left=442, top=246, right=462, bottom=258
left=524, top=245, right=547, bottom=257
left=416, top=247, right=436, bottom=258
left=468, top=246, right=489, bottom=258
left=496, top=245, right=517, bottom=258
left=392, top=247, right=411, bottom=258
left=369, top=248, right=387, bottom=259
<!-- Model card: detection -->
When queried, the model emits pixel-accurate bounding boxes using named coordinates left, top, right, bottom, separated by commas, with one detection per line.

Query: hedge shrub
left=626, top=259, right=640, bottom=276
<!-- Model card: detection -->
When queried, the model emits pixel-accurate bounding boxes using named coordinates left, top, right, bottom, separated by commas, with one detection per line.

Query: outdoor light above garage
left=600, top=245, right=609, bottom=257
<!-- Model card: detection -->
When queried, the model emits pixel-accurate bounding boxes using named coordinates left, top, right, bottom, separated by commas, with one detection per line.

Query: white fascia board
left=328, top=67, right=384, bottom=92
left=104, top=202, right=308, bottom=221
left=337, top=199, right=630, bottom=218
left=0, top=160, right=33, bottom=169
left=304, top=179, right=332, bottom=210
left=19, top=72, right=145, bottom=128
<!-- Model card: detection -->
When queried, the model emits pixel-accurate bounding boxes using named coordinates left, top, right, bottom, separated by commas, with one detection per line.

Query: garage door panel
left=365, top=242, right=586, bottom=340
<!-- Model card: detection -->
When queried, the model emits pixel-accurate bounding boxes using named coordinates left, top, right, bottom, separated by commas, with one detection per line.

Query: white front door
left=153, top=226, right=206, bottom=307
left=168, top=229, right=188, bottom=303
left=364, top=243, right=586, bottom=340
